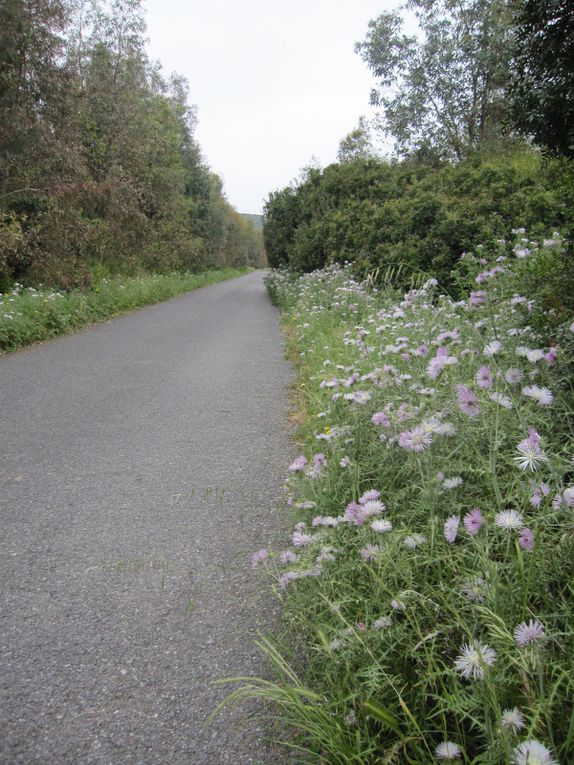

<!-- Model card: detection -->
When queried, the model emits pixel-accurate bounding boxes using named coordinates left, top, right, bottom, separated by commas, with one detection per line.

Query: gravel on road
left=0, top=271, right=293, bottom=764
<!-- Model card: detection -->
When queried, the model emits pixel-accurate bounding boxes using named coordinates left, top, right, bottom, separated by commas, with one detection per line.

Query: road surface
left=0, top=272, right=293, bottom=764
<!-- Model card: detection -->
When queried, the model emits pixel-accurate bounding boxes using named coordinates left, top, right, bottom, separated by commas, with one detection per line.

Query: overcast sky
left=143, top=0, right=405, bottom=214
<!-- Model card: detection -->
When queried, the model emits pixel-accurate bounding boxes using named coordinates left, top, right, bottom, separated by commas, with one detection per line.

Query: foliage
left=337, top=117, right=376, bottom=164
left=263, top=150, right=568, bottom=290
left=355, top=0, right=514, bottom=160
left=252, top=234, right=574, bottom=763
left=508, top=0, right=574, bottom=158
left=0, top=267, right=249, bottom=352
left=0, top=0, right=265, bottom=290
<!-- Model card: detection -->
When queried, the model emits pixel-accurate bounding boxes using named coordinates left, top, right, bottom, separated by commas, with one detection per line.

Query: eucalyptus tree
left=355, top=0, right=513, bottom=160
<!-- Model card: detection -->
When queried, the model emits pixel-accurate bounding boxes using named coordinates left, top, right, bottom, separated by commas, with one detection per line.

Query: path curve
left=0, top=272, right=292, bottom=764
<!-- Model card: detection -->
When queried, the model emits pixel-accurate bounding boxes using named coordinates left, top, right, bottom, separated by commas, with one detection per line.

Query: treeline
left=0, top=0, right=265, bottom=290
left=264, top=0, right=573, bottom=296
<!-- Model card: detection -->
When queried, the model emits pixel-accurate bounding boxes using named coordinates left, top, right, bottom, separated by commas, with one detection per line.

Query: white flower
left=442, top=476, right=463, bottom=490
left=501, top=707, right=526, bottom=733
left=435, top=741, right=462, bottom=760
left=495, top=510, right=524, bottom=531
left=489, top=392, right=513, bottom=409
left=404, top=533, right=427, bottom=549
left=526, top=349, right=545, bottom=363
left=511, top=739, right=558, bottom=765
left=454, top=642, right=497, bottom=680
left=371, top=519, right=392, bottom=533
left=522, top=385, right=553, bottom=406
left=484, top=340, right=503, bottom=356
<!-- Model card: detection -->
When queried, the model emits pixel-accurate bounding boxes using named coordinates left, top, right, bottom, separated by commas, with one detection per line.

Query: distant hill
left=241, top=213, right=264, bottom=232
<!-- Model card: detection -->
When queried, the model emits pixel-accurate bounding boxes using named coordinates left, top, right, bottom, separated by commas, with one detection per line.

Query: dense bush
left=264, top=150, right=571, bottom=292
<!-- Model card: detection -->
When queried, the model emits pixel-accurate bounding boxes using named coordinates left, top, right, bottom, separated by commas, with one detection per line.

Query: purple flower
left=475, top=366, right=493, bottom=389
left=444, top=515, right=460, bottom=543
left=469, top=290, right=487, bottom=306
left=288, top=455, right=308, bottom=472
left=251, top=549, right=269, bottom=568
left=292, top=530, right=312, bottom=547
left=455, top=384, right=480, bottom=417
left=372, top=411, right=390, bottom=426
left=514, top=619, right=545, bottom=646
left=519, top=527, right=534, bottom=551
left=359, top=489, right=380, bottom=504
left=399, top=426, right=433, bottom=452
left=464, top=508, right=484, bottom=535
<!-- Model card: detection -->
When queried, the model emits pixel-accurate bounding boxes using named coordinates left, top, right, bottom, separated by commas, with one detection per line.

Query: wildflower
left=519, top=527, right=534, bottom=551
left=251, top=549, right=269, bottom=568
left=443, top=476, right=463, bottom=490
left=505, top=367, right=524, bottom=384
left=464, top=508, right=484, bottom=535
left=360, top=544, right=382, bottom=562
left=279, top=571, right=299, bottom=588
left=455, top=384, right=480, bottom=417
left=462, top=577, right=485, bottom=602
left=522, top=385, right=553, bottom=406
left=484, top=340, right=503, bottom=356
left=373, top=615, right=392, bottom=630
left=288, top=455, right=308, bottom=472
left=404, top=533, right=427, bottom=549
left=391, top=598, right=406, bottom=611
left=359, top=489, right=381, bottom=503
left=514, top=429, right=547, bottom=471
left=454, top=642, right=497, bottom=680
left=526, top=349, right=545, bottom=363
left=435, top=741, right=462, bottom=760
left=476, top=366, right=494, bottom=389
left=279, top=550, right=298, bottom=564
left=292, top=530, right=313, bottom=547
left=372, top=411, right=390, bottom=427
left=469, top=290, right=487, bottom=306
left=340, top=456, right=350, bottom=468
left=444, top=515, right=460, bottom=543
left=514, top=619, right=545, bottom=647
left=362, top=500, right=385, bottom=516
left=371, top=518, right=392, bottom=533
left=489, top=392, right=513, bottom=409
left=511, top=739, right=558, bottom=765
left=399, top=426, right=433, bottom=452
left=495, top=510, right=523, bottom=531
left=501, top=708, right=526, bottom=733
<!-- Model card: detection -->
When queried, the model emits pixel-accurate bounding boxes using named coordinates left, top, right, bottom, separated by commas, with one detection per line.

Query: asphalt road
left=0, top=272, right=293, bottom=764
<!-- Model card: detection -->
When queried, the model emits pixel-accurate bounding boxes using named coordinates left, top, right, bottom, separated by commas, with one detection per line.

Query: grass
left=0, top=267, right=250, bottom=352
left=248, top=233, right=574, bottom=764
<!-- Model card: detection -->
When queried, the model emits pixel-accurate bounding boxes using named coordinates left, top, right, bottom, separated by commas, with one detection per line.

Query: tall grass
left=250, top=233, right=574, bottom=764
left=0, top=268, right=249, bottom=352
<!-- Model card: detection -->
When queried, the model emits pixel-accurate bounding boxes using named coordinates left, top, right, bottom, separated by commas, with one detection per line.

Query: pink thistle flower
left=279, top=550, right=298, bottom=564
left=444, top=515, right=460, bottom=543
left=251, top=549, right=269, bottom=568
left=292, top=530, right=312, bottom=547
left=544, top=347, right=558, bottom=363
left=505, top=367, right=524, bottom=384
left=455, top=384, right=480, bottom=417
left=464, top=508, right=484, bottom=535
left=372, top=411, right=391, bottom=427
left=469, top=290, right=487, bottom=306
left=359, top=489, right=380, bottom=504
left=475, top=366, right=494, bottom=389
left=519, top=527, right=534, bottom=551
left=399, top=426, right=433, bottom=452
left=288, top=455, right=308, bottom=472
left=514, top=619, right=545, bottom=646
left=360, top=544, right=382, bottom=562
left=357, top=622, right=366, bottom=631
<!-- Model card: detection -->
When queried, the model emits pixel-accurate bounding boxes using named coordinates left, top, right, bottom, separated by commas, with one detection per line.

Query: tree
left=508, top=0, right=574, bottom=157
left=337, top=116, right=375, bottom=163
left=355, top=0, right=513, bottom=160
